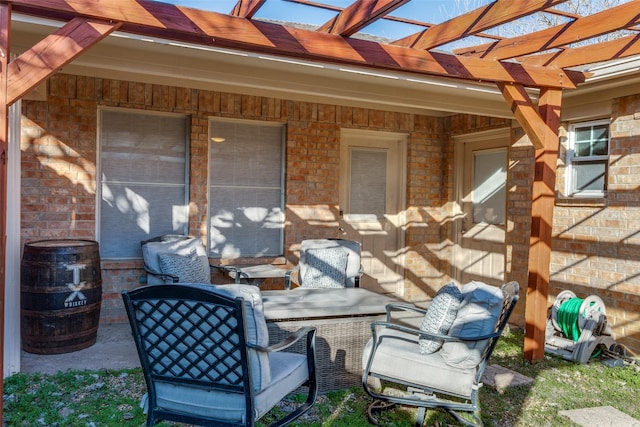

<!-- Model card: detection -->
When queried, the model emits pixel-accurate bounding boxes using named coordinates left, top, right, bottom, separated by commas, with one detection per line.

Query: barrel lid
left=25, top=239, right=98, bottom=248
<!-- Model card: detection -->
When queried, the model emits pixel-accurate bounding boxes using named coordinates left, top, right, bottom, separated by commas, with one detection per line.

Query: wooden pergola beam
left=456, top=0, right=640, bottom=59
left=6, top=0, right=585, bottom=89
left=318, top=0, right=410, bottom=36
left=393, top=0, right=569, bottom=50
left=7, top=17, right=121, bottom=105
left=498, top=83, right=562, bottom=362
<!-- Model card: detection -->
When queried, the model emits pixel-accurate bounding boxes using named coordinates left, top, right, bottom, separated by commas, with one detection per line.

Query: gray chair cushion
left=299, top=239, right=361, bottom=287
left=142, top=237, right=210, bottom=285
left=440, top=281, right=504, bottom=369
left=158, top=248, right=211, bottom=283
left=419, top=282, right=462, bottom=354
left=301, top=246, right=349, bottom=288
left=362, top=328, right=477, bottom=398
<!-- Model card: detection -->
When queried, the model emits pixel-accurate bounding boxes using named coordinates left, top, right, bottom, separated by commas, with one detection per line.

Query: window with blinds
left=98, top=109, right=189, bottom=258
left=566, top=119, right=609, bottom=197
left=208, top=119, right=285, bottom=258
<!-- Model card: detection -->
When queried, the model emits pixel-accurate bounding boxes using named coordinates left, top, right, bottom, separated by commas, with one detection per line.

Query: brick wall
left=551, top=94, right=640, bottom=354
left=19, top=73, right=640, bottom=355
left=20, top=73, right=454, bottom=324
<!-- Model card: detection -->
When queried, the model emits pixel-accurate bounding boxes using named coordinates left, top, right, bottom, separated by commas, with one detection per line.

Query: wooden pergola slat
left=393, top=0, right=569, bottom=50
left=0, top=3, right=9, bottom=418
left=7, top=0, right=584, bottom=89
left=318, top=0, right=410, bottom=36
left=456, top=0, right=640, bottom=59
left=519, top=33, right=640, bottom=68
left=230, top=0, right=266, bottom=18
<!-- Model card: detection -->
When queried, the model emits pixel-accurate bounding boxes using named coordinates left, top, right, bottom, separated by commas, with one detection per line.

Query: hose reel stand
left=545, top=290, right=618, bottom=363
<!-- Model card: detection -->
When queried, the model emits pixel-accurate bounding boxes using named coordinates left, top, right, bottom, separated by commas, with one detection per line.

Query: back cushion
left=142, top=238, right=210, bottom=285
left=440, top=281, right=504, bottom=368
left=419, top=282, right=462, bottom=354
left=301, top=247, right=349, bottom=288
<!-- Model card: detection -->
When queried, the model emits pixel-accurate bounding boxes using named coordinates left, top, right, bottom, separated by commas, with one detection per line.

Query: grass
left=4, top=328, right=639, bottom=426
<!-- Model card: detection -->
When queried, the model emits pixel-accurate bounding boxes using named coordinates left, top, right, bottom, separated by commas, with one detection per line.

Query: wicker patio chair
left=122, top=283, right=318, bottom=427
left=362, top=281, right=519, bottom=427
left=285, top=238, right=363, bottom=289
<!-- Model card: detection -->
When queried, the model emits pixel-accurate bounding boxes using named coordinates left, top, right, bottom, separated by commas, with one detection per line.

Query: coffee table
left=262, top=287, right=400, bottom=392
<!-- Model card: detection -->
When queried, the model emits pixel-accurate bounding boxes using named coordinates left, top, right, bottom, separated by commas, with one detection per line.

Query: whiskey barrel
left=20, top=240, right=102, bottom=354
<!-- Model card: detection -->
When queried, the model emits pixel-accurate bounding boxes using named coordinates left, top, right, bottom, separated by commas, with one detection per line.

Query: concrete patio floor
left=20, top=322, right=140, bottom=375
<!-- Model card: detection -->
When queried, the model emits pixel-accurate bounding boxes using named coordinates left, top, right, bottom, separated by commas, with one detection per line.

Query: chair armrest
left=284, top=265, right=300, bottom=290
left=210, top=264, right=242, bottom=283
left=384, top=303, right=428, bottom=322
left=248, top=326, right=317, bottom=352
left=144, top=267, right=179, bottom=283
left=370, top=320, right=502, bottom=344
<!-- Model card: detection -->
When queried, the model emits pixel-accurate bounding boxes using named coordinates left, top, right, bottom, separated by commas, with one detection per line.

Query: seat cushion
left=142, top=237, right=210, bottom=285
left=144, top=351, right=309, bottom=424
left=363, top=328, right=477, bottom=398
left=419, top=282, right=462, bottom=354
left=158, top=248, right=211, bottom=283
left=301, top=246, right=349, bottom=288
left=440, top=281, right=504, bottom=369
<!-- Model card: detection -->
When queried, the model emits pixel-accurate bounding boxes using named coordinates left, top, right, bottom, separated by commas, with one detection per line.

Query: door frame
left=339, top=128, right=408, bottom=295
left=452, top=127, right=511, bottom=284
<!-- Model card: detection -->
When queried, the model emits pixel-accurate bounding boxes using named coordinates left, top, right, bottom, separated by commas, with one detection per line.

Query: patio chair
left=362, top=281, right=519, bottom=427
left=140, top=234, right=218, bottom=285
left=285, top=238, right=363, bottom=290
left=122, top=283, right=318, bottom=427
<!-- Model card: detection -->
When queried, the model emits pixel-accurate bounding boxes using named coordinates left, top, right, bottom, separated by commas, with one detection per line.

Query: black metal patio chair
left=122, top=283, right=318, bottom=426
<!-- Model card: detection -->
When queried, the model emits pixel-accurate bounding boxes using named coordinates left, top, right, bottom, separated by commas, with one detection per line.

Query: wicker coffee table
left=262, top=287, right=399, bottom=393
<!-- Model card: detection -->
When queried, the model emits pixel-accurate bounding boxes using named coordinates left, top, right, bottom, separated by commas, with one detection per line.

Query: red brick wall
left=550, top=94, right=640, bottom=354
left=20, top=73, right=454, bottom=324
left=19, top=73, right=640, bottom=355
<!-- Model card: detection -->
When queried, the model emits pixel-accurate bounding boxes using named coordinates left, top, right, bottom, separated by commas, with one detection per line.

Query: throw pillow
left=419, top=282, right=463, bottom=354
left=158, top=248, right=211, bottom=283
left=440, top=281, right=504, bottom=368
left=302, top=247, right=349, bottom=288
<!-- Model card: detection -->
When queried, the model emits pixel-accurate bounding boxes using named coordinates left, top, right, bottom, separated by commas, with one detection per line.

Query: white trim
left=565, top=118, right=610, bottom=198
left=5, top=101, right=21, bottom=376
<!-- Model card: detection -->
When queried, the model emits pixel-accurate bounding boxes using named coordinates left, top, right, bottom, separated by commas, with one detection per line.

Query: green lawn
left=4, top=328, right=639, bottom=426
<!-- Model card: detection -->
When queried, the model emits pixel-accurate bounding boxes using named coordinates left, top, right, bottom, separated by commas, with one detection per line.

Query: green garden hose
left=557, top=297, right=583, bottom=342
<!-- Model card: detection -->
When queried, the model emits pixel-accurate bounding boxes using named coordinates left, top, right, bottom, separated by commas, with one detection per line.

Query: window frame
left=96, top=107, right=190, bottom=259
left=565, top=118, right=610, bottom=198
left=207, top=117, right=286, bottom=259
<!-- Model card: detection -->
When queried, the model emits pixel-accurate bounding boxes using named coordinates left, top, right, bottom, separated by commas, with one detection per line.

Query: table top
left=261, top=287, right=399, bottom=321
left=226, top=264, right=287, bottom=280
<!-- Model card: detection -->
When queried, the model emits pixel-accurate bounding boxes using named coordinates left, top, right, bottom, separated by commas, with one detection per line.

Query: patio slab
left=559, top=406, right=640, bottom=427
left=481, top=364, right=534, bottom=393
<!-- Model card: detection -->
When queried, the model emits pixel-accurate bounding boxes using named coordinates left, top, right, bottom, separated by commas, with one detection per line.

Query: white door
left=453, top=128, right=510, bottom=286
left=339, top=129, right=407, bottom=295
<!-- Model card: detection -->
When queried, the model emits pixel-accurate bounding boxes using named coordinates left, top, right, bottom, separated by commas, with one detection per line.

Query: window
left=98, top=109, right=189, bottom=258
left=566, top=119, right=609, bottom=197
left=208, top=118, right=285, bottom=258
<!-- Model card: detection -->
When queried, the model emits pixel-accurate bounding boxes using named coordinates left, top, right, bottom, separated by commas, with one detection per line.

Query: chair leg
left=447, top=409, right=483, bottom=427
left=366, top=399, right=397, bottom=425
left=415, top=407, right=426, bottom=426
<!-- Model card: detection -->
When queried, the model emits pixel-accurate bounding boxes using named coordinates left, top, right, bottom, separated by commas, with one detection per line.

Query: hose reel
left=545, top=290, right=617, bottom=364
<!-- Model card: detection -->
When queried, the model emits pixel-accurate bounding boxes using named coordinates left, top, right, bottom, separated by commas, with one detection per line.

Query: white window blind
left=208, top=119, right=285, bottom=258
left=99, top=109, right=189, bottom=258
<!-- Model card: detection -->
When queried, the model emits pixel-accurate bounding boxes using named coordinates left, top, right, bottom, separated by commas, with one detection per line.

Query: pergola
left=1, top=0, right=640, bottom=415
